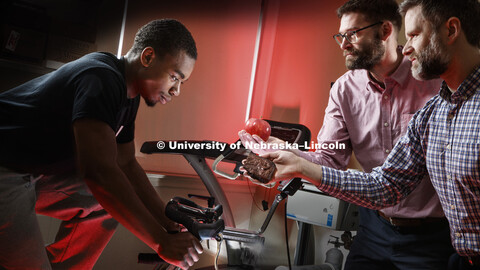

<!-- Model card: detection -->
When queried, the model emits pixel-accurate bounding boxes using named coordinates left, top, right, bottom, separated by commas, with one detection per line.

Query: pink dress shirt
left=298, top=55, right=444, bottom=218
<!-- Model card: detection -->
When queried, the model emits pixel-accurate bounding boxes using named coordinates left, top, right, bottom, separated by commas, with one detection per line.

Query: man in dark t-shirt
left=0, top=19, right=202, bottom=270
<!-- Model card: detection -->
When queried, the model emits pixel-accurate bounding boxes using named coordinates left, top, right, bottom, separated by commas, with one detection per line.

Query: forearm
left=73, top=120, right=202, bottom=267
left=308, top=164, right=408, bottom=209
left=84, top=164, right=167, bottom=252
left=278, top=152, right=409, bottom=209
left=120, top=160, right=172, bottom=229
left=296, top=157, right=324, bottom=185
left=295, top=149, right=350, bottom=170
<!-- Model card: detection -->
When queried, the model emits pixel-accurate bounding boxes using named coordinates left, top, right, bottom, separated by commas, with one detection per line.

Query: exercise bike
left=137, top=120, right=311, bottom=269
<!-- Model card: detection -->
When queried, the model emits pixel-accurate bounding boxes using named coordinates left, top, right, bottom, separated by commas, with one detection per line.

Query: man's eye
left=407, top=34, right=417, bottom=41
left=170, top=75, right=179, bottom=82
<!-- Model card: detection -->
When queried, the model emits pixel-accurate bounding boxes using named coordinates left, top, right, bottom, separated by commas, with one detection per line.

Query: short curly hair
left=337, top=0, right=402, bottom=31
left=129, top=19, right=197, bottom=60
left=399, top=0, right=480, bottom=48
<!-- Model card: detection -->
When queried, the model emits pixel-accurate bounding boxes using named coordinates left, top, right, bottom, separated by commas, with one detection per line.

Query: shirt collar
left=365, top=46, right=409, bottom=91
left=388, top=50, right=410, bottom=89
left=439, top=66, right=480, bottom=104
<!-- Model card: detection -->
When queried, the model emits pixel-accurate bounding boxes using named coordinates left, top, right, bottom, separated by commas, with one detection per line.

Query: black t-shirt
left=0, top=52, right=140, bottom=174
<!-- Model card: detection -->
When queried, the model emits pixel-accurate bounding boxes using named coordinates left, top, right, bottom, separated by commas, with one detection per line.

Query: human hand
left=163, top=219, right=183, bottom=233
left=157, top=232, right=203, bottom=269
left=240, top=150, right=304, bottom=187
left=238, top=130, right=285, bottom=155
left=261, top=151, right=304, bottom=181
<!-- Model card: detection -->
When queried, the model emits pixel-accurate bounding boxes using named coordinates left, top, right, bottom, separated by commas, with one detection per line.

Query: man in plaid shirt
left=260, top=0, right=480, bottom=269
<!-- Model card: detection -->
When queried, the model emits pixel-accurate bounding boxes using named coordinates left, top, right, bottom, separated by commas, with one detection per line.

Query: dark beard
left=412, top=32, right=449, bottom=80
left=345, top=34, right=385, bottom=70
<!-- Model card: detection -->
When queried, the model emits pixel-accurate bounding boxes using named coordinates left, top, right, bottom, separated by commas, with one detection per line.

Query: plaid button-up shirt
left=320, top=66, right=480, bottom=256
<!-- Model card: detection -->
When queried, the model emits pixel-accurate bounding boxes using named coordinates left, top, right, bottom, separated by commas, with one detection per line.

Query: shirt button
left=455, top=233, right=462, bottom=238
left=385, top=149, right=390, bottom=154
left=384, top=122, right=389, bottom=127
left=451, top=205, right=455, bottom=210
left=446, top=144, right=451, bottom=150
left=384, top=96, right=389, bottom=100
left=447, top=175, right=452, bottom=180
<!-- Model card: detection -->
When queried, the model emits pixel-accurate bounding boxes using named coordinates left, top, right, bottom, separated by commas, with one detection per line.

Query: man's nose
left=402, top=41, right=413, bottom=56
left=170, top=82, right=181, bottom=97
left=340, top=37, right=352, bottom=50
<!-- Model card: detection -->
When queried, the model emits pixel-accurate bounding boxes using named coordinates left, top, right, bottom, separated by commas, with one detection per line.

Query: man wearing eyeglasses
left=240, top=0, right=452, bottom=269
left=326, top=0, right=454, bottom=269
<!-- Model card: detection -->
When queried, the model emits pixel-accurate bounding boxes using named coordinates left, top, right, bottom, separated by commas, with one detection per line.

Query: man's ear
left=380, top=21, right=393, bottom=41
left=140, top=47, right=155, bottom=67
left=445, top=17, right=461, bottom=45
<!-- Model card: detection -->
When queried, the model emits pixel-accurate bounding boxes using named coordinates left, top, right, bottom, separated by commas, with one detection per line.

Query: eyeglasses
left=333, top=21, right=383, bottom=46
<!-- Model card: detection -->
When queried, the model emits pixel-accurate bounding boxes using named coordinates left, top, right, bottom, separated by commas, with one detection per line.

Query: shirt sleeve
left=116, top=121, right=135, bottom=144
left=317, top=110, right=428, bottom=209
left=297, top=81, right=353, bottom=170
left=71, top=69, right=124, bottom=131
left=116, top=98, right=139, bottom=144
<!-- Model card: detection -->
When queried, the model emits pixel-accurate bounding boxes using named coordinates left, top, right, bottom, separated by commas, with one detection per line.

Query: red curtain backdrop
left=127, top=0, right=347, bottom=175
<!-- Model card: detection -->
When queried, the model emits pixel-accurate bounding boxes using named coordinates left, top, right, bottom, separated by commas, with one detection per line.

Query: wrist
left=153, top=211, right=175, bottom=230
left=297, top=157, right=307, bottom=178
left=152, top=230, right=167, bottom=253
left=298, top=157, right=323, bottom=185
left=163, top=220, right=180, bottom=232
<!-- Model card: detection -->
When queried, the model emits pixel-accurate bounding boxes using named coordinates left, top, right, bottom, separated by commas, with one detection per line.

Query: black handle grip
left=214, top=204, right=223, bottom=218
left=170, top=197, right=222, bottom=222
left=187, top=194, right=216, bottom=208
left=165, top=201, right=199, bottom=239
left=165, top=199, right=225, bottom=240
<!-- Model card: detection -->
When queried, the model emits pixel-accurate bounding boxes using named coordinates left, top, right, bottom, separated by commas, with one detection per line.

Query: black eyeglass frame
left=333, top=21, right=383, bottom=45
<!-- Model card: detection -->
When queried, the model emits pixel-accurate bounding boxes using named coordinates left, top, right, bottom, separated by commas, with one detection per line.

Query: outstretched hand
left=261, top=151, right=304, bottom=181
left=241, top=150, right=305, bottom=186
left=157, top=232, right=203, bottom=269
